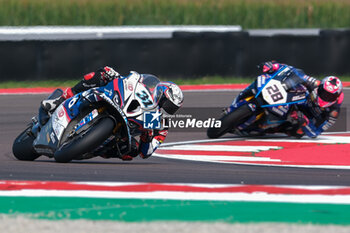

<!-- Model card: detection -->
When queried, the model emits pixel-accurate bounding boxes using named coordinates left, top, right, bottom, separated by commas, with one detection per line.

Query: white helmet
left=153, top=82, right=184, bottom=115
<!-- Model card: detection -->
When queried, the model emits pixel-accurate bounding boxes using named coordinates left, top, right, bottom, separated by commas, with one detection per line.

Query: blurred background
left=0, top=0, right=349, bottom=83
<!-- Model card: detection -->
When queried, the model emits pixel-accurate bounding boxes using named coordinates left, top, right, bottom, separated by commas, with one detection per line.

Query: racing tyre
left=207, top=104, right=252, bottom=139
left=12, top=126, right=40, bottom=161
left=54, top=117, right=115, bottom=163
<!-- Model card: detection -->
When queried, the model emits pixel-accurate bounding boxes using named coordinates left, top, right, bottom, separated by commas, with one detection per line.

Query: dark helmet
left=153, top=81, right=184, bottom=115
left=314, top=76, right=343, bottom=107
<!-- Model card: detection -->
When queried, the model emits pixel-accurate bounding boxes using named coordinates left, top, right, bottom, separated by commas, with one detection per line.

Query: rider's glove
left=121, top=155, right=134, bottom=161
left=290, top=111, right=309, bottom=126
left=99, top=66, right=120, bottom=82
left=259, top=61, right=280, bottom=74
left=290, top=112, right=321, bottom=138
left=302, top=124, right=320, bottom=138
left=140, top=131, right=153, bottom=143
left=121, top=139, right=139, bottom=161
left=62, top=87, right=74, bottom=99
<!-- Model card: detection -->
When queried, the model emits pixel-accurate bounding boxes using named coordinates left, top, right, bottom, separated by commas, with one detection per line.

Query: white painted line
left=154, top=154, right=280, bottom=162
left=161, top=133, right=350, bottom=147
left=160, top=145, right=282, bottom=152
left=153, top=153, right=350, bottom=169
left=224, top=162, right=350, bottom=170
left=161, top=138, right=238, bottom=147
left=1, top=190, right=350, bottom=204
left=248, top=135, right=350, bottom=144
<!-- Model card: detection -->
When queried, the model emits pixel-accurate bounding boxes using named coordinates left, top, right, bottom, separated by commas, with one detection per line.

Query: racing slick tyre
left=12, top=126, right=41, bottom=161
left=207, top=104, right=252, bottom=139
left=54, top=117, right=115, bottom=163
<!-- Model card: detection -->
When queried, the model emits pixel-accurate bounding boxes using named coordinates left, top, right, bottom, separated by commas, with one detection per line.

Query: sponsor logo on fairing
left=50, top=132, right=56, bottom=144
left=291, top=94, right=306, bottom=101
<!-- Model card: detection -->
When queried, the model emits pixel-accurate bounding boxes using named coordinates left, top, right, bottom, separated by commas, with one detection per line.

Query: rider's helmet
left=313, top=76, right=343, bottom=108
left=153, top=81, right=184, bottom=115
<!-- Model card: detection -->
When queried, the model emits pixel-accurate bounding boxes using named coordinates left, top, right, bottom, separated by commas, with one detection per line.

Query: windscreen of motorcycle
left=261, top=79, right=288, bottom=105
left=141, top=74, right=160, bottom=92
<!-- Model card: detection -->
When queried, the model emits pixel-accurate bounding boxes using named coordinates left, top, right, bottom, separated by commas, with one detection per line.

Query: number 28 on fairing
left=262, top=79, right=287, bottom=105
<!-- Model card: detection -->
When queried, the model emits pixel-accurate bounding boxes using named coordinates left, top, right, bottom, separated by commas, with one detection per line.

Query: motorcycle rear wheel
left=12, top=126, right=41, bottom=161
left=207, top=104, right=252, bottom=139
left=54, top=117, right=115, bottom=163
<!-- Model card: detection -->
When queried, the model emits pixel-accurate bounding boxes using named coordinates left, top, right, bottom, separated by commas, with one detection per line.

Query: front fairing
left=121, top=72, right=158, bottom=114
left=33, top=103, right=72, bottom=156
left=32, top=117, right=59, bottom=156
left=117, top=72, right=159, bottom=132
left=255, top=66, right=309, bottom=117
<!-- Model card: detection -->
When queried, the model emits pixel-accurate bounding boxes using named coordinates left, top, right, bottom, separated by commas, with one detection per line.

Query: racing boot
left=38, top=88, right=72, bottom=126
left=38, top=96, right=65, bottom=126
left=41, top=96, right=65, bottom=113
left=41, top=87, right=74, bottom=113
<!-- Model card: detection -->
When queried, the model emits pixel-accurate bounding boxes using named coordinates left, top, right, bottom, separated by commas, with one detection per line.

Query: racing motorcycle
left=207, top=65, right=310, bottom=138
left=12, top=72, right=159, bottom=162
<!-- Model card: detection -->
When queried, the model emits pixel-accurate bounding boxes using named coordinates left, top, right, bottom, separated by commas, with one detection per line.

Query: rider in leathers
left=41, top=66, right=184, bottom=160
left=232, top=61, right=343, bottom=138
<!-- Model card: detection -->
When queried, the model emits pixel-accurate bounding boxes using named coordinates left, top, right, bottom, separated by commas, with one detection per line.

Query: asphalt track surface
left=1, top=90, right=350, bottom=185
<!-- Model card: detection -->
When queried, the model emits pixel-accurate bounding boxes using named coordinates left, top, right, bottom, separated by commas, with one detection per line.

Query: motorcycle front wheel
left=12, top=126, right=41, bottom=161
left=207, top=104, right=252, bottom=139
left=54, top=117, right=115, bottom=163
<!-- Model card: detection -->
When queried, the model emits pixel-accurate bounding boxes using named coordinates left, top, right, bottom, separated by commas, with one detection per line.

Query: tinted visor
left=153, top=85, right=165, bottom=105
left=318, top=84, right=338, bottom=102
left=162, top=99, right=180, bottom=115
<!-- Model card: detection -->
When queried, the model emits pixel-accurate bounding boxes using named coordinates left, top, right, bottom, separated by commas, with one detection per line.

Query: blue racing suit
left=233, top=61, right=342, bottom=138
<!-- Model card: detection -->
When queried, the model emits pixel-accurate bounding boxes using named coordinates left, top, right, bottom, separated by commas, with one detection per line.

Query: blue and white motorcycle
left=12, top=72, right=159, bottom=162
left=207, top=65, right=310, bottom=138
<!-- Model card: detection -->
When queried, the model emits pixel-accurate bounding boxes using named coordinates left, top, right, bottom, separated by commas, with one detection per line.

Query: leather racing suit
left=57, top=66, right=168, bottom=160
left=233, top=62, right=343, bottom=138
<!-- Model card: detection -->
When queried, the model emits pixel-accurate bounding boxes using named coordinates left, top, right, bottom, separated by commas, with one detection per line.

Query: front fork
left=225, top=96, right=263, bottom=132
left=226, top=95, right=256, bottom=114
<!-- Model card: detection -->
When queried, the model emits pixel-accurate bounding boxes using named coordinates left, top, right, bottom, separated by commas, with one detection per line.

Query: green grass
left=1, top=197, right=350, bottom=224
left=0, top=0, right=349, bottom=29
left=1, top=76, right=349, bottom=89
